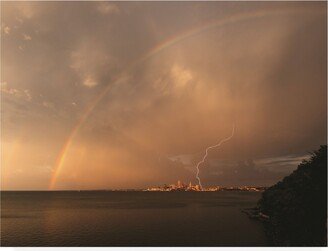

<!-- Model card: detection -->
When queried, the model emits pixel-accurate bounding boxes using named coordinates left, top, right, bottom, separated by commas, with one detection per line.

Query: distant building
left=144, top=180, right=267, bottom=192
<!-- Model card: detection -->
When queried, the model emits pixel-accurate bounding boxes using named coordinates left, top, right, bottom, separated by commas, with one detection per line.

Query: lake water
left=1, top=191, right=268, bottom=246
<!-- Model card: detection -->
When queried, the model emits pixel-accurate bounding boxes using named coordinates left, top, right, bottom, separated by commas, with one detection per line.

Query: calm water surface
left=1, top=191, right=268, bottom=246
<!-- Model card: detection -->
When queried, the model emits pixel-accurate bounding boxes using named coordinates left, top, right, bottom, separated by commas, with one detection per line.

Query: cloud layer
left=1, top=2, right=326, bottom=190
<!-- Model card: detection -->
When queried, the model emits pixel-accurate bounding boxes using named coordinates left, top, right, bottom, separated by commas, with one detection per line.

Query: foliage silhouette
left=258, top=145, right=327, bottom=246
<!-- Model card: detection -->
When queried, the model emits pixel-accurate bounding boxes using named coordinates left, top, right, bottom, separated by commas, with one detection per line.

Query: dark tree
left=258, top=145, right=327, bottom=246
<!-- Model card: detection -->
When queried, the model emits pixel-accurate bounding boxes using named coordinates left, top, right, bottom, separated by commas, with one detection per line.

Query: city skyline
left=144, top=180, right=267, bottom=192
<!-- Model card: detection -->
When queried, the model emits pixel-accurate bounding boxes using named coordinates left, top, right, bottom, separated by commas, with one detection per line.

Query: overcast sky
left=1, top=1, right=326, bottom=190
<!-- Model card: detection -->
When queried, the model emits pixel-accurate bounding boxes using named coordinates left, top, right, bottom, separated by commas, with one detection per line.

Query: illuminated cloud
left=22, top=33, right=32, bottom=41
left=96, top=2, right=120, bottom=15
left=0, top=81, right=8, bottom=88
left=1, top=82, right=32, bottom=101
left=171, top=64, right=193, bottom=89
left=70, top=40, right=116, bottom=88
left=23, top=89, right=32, bottom=101
left=42, top=101, right=55, bottom=109
left=4, top=26, right=10, bottom=34
left=16, top=3, right=37, bottom=19
left=83, top=76, right=98, bottom=88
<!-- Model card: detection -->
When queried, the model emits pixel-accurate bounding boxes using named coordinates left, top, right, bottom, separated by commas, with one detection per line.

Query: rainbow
left=49, top=6, right=323, bottom=189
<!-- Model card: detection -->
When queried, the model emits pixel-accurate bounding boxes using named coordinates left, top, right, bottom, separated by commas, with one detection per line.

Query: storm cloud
left=1, top=2, right=326, bottom=190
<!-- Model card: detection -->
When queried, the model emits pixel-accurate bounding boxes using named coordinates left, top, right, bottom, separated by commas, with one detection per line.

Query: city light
left=144, top=180, right=267, bottom=192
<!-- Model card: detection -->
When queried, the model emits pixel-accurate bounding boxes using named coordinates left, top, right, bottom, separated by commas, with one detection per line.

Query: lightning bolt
left=195, top=124, right=235, bottom=190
